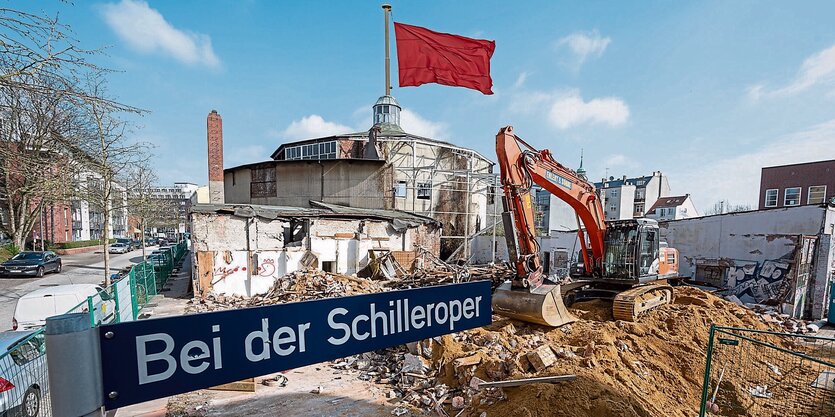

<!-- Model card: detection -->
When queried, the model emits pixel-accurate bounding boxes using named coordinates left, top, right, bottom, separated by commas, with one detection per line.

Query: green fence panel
left=699, top=326, right=835, bottom=416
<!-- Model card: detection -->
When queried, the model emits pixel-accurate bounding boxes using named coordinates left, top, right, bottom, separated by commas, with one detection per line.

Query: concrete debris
left=736, top=302, right=825, bottom=335
left=526, top=345, right=557, bottom=372
left=748, top=385, right=773, bottom=399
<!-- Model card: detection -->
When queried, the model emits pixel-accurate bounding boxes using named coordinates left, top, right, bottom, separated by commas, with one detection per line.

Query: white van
left=12, top=284, right=115, bottom=330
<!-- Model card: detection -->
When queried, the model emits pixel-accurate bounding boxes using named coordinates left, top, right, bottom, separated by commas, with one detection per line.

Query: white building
left=70, top=174, right=129, bottom=241
left=595, top=172, right=671, bottom=220
left=645, top=195, right=700, bottom=221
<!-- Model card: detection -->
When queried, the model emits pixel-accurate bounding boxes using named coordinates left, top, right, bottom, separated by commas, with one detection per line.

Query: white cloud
left=276, top=115, right=353, bottom=140
left=100, top=0, right=220, bottom=68
left=547, top=90, right=629, bottom=129
left=677, top=119, right=835, bottom=212
left=400, top=109, right=447, bottom=138
left=749, top=43, right=835, bottom=100
left=602, top=154, right=637, bottom=170
left=557, top=31, right=611, bottom=68
left=513, top=72, right=529, bottom=89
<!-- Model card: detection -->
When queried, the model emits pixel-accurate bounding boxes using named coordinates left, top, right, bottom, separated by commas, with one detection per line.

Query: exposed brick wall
left=759, top=160, right=835, bottom=209
left=207, top=110, right=224, bottom=182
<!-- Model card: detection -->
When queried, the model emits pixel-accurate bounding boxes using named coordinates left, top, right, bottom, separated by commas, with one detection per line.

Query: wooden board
left=195, top=251, right=215, bottom=299
left=211, top=377, right=256, bottom=392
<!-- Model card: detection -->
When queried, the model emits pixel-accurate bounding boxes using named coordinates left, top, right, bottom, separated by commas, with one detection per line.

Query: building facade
left=221, top=96, right=494, bottom=258
left=595, top=172, right=671, bottom=221
left=148, top=182, right=199, bottom=238
left=645, top=195, right=700, bottom=221
left=758, top=159, right=835, bottom=210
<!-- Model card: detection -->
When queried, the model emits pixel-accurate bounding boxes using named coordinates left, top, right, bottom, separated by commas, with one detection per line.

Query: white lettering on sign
left=132, top=294, right=484, bottom=386
left=326, top=296, right=482, bottom=345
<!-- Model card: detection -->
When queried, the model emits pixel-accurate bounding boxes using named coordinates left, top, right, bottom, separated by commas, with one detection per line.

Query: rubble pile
left=186, top=269, right=384, bottom=312
left=740, top=302, right=829, bottom=334
left=342, top=286, right=804, bottom=417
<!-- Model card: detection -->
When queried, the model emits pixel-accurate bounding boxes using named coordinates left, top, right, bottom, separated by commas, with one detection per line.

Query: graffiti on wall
left=723, top=257, right=793, bottom=304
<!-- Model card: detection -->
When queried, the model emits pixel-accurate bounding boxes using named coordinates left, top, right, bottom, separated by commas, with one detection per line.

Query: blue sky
left=24, top=0, right=835, bottom=211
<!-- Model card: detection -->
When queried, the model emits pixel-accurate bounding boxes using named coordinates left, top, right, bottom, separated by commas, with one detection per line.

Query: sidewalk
left=114, top=253, right=194, bottom=417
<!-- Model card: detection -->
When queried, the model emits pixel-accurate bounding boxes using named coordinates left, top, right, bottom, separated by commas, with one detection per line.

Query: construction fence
left=700, top=325, right=835, bottom=416
left=0, top=241, right=188, bottom=416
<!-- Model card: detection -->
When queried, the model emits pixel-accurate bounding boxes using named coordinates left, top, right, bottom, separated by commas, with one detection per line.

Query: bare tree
left=74, top=75, right=148, bottom=286
left=0, top=75, right=83, bottom=249
left=125, top=161, right=163, bottom=261
left=0, top=7, right=143, bottom=250
left=703, top=200, right=753, bottom=216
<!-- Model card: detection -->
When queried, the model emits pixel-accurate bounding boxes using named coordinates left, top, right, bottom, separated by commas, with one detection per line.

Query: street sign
left=99, top=280, right=492, bottom=409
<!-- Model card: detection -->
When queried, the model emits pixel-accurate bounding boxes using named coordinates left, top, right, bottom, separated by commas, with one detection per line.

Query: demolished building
left=191, top=202, right=441, bottom=297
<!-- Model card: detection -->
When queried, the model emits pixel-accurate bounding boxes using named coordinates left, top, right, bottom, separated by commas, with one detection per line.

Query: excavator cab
left=601, top=219, right=662, bottom=282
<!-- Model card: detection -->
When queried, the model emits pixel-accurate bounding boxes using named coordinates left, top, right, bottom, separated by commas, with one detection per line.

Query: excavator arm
left=492, top=126, right=607, bottom=327
left=496, top=126, right=606, bottom=287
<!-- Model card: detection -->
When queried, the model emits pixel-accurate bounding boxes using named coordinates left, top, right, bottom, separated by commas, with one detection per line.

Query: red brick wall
left=758, top=160, right=835, bottom=209
left=36, top=203, right=72, bottom=244
left=207, top=110, right=224, bottom=182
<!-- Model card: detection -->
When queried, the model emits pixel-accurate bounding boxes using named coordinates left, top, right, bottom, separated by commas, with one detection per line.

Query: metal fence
left=700, top=325, right=835, bottom=416
left=0, top=241, right=189, bottom=416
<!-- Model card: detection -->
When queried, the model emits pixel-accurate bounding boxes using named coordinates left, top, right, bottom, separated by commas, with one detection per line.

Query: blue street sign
left=99, top=280, right=492, bottom=409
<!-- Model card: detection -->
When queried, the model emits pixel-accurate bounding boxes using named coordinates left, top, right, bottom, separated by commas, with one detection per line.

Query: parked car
left=115, top=238, right=137, bottom=251
left=0, top=252, right=61, bottom=278
left=108, top=243, right=129, bottom=254
left=12, top=284, right=114, bottom=331
left=0, top=330, right=47, bottom=417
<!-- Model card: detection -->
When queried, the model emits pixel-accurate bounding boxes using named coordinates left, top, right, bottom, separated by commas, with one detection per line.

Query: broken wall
left=191, top=211, right=440, bottom=297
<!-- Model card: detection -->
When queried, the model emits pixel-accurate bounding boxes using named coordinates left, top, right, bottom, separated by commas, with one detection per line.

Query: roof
left=762, top=158, right=835, bottom=170
left=647, top=195, right=691, bottom=213
left=191, top=201, right=441, bottom=228
left=224, top=158, right=386, bottom=173
left=20, top=284, right=99, bottom=299
left=594, top=175, right=654, bottom=189
left=269, top=130, right=494, bottom=165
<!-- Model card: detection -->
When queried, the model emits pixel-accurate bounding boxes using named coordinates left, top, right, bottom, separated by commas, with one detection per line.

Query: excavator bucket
left=492, top=282, right=578, bottom=327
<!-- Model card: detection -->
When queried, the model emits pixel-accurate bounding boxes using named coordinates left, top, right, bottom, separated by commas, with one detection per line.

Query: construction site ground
left=116, top=266, right=834, bottom=417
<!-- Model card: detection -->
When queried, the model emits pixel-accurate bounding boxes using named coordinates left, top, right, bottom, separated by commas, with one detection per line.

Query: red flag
left=394, top=22, right=495, bottom=95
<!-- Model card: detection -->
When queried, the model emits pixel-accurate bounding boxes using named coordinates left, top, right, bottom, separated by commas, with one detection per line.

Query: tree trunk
left=141, top=217, right=146, bottom=261
left=103, top=184, right=111, bottom=287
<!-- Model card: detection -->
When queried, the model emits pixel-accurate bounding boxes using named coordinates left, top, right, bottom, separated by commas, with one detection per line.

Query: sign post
left=45, top=313, right=105, bottom=417
left=86, top=280, right=492, bottom=410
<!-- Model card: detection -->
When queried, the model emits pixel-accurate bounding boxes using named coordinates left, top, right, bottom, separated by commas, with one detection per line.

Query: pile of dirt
left=426, top=286, right=789, bottom=417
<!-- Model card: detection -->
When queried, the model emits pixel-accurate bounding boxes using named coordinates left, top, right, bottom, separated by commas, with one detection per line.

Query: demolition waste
left=182, top=268, right=824, bottom=417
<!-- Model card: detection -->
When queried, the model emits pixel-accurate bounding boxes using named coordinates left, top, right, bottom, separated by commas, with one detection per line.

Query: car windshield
left=11, top=252, right=43, bottom=261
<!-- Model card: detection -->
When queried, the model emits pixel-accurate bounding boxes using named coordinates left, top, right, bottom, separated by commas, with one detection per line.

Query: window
left=609, top=205, right=617, bottom=212
left=784, top=187, right=801, bottom=206
left=808, top=185, right=826, bottom=204
left=417, top=183, right=431, bottom=200
left=609, top=189, right=618, bottom=197
left=394, top=181, right=407, bottom=198
left=250, top=166, right=277, bottom=198
left=764, top=189, right=778, bottom=207
left=284, top=141, right=337, bottom=161
left=634, top=203, right=644, bottom=214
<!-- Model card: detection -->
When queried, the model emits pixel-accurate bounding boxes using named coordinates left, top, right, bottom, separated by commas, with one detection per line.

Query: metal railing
left=0, top=241, right=189, bottom=416
left=700, top=325, right=835, bottom=416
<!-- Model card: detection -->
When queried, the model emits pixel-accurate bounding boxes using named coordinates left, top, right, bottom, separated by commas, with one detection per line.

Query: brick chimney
left=207, top=110, right=225, bottom=204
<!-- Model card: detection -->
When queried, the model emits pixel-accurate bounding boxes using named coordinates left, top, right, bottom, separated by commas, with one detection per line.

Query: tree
left=0, top=7, right=141, bottom=250
left=125, top=161, right=163, bottom=261
left=703, top=200, right=753, bottom=216
left=74, top=75, right=148, bottom=286
left=0, top=74, right=83, bottom=249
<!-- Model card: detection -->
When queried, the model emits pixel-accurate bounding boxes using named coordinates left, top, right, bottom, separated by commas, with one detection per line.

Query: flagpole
left=383, top=4, right=392, bottom=96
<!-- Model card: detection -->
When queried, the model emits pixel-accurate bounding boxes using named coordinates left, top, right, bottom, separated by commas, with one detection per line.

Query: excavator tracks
left=612, top=284, right=675, bottom=321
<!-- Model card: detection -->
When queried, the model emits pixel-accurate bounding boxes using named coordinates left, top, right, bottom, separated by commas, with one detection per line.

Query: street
left=0, top=246, right=157, bottom=330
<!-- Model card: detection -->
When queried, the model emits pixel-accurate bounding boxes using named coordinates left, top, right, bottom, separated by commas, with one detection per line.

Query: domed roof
left=374, top=95, right=401, bottom=108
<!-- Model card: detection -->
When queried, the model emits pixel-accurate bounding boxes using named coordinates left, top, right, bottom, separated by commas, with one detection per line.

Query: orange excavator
left=492, top=126, right=679, bottom=327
